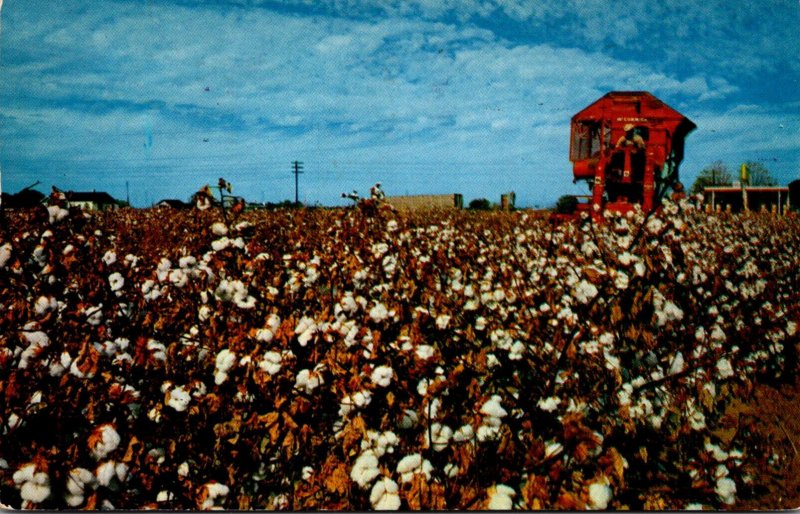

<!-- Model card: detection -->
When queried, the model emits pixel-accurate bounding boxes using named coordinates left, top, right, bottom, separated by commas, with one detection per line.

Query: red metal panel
left=568, top=92, right=695, bottom=219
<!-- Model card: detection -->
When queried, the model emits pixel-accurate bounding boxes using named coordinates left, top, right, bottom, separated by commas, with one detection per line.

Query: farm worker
left=195, top=185, right=213, bottom=210
left=370, top=183, right=385, bottom=200
left=616, top=124, right=645, bottom=150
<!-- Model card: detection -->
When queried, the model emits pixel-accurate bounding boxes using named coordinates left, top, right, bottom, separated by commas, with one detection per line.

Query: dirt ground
left=730, top=375, right=800, bottom=510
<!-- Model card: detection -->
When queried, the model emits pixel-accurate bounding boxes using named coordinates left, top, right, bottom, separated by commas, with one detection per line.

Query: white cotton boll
left=508, top=341, right=526, bottom=360
left=716, top=358, right=734, bottom=379
left=295, top=369, right=324, bottom=393
left=67, top=468, right=95, bottom=495
left=34, top=295, right=57, bottom=316
left=201, top=482, right=229, bottom=509
left=350, top=451, right=380, bottom=489
left=211, top=222, right=228, bottom=236
left=444, top=463, right=459, bottom=477
left=398, top=409, right=418, bottom=429
left=480, top=396, right=507, bottom=419
left=477, top=425, right=501, bottom=442
left=259, top=351, right=282, bottom=376
left=427, top=423, right=453, bottom=451
left=415, top=344, right=435, bottom=360
left=108, top=272, right=125, bottom=292
left=215, top=349, right=237, bottom=374
left=96, top=461, right=116, bottom=487
left=588, top=480, right=613, bottom=509
left=453, top=424, right=474, bottom=443
left=0, top=243, right=13, bottom=268
left=573, top=279, right=599, bottom=304
left=23, top=330, right=50, bottom=347
left=157, top=490, right=174, bottom=502
left=102, top=250, right=117, bottom=266
left=544, top=441, right=564, bottom=459
left=614, top=271, right=630, bottom=289
left=689, top=409, right=706, bottom=431
left=115, top=462, right=128, bottom=482
left=20, top=481, right=51, bottom=503
left=178, top=462, right=190, bottom=477
left=684, top=502, right=707, bottom=510
left=705, top=442, right=729, bottom=462
left=371, top=365, right=393, bottom=387
left=47, top=205, right=68, bottom=223
left=669, top=352, right=686, bottom=375
left=537, top=396, right=561, bottom=412
left=166, top=386, right=191, bottom=412
left=370, top=302, right=389, bottom=322
left=370, top=477, right=401, bottom=510
left=91, top=424, right=121, bottom=460
left=487, top=484, right=516, bottom=510
left=715, top=477, right=737, bottom=505
left=435, top=314, right=451, bottom=329
left=13, top=464, right=37, bottom=484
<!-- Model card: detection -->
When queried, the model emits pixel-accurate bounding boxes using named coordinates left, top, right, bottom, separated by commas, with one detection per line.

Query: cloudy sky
left=1, top=0, right=798, bottom=208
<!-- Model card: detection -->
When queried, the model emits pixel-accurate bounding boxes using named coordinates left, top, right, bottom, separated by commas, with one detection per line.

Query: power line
left=291, top=160, right=303, bottom=205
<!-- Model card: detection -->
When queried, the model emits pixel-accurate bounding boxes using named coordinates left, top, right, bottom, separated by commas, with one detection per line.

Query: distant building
left=500, top=191, right=516, bottom=211
left=156, top=199, right=191, bottom=209
left=385, top=194, right=463, bottom=210
left=703, top=185, right=790, bottom=214
left=66, top=191, right=119, bottom=211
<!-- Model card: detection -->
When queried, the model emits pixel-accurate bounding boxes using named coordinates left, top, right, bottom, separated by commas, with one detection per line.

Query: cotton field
left=0, top=199, right=798, bottom=510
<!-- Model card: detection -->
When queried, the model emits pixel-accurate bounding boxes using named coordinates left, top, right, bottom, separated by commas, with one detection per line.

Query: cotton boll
left=537, top=396, right=561, bottom=412
left=350, top=451, right=380, bottom=489
left=480, top=396, right=507, bottom=419
left=214, top=349, right=237, bottom=384
left=90, top=424, right=121, bottom=460
left=415, top=345, right=435, bottom=360
left=587, top=479, right=613, bottom=509
left=211, top=222, right=228, bottom=236
left=370, top=303, right=389, bottom=322
left=573, top=279, right=598, bottom=304
left=66, top=468, right=95, bottom=496
left=0, top=243, right=12, bottom=268
left=487, top=484, right=515, bottom=510
left=370, top=477, right=401, bottom=510
left=716, top=358, right=734, bottom=379
left=715, top=477, right=737, bottom=505
left=427, top=423, right=453, bottom=452
left=371, top=366, right=393, bottom=387
left=200, top=482, right=229, bottom=510
left=669, top=352, right=686, bottom=375
left=166, top=386, right=191, bottom=412
left=259, top=351, right=282, bottom=376
left=295, top=368, right=324, bottom=394
left=96, top=461, right=117, bottom=487
left=396, top=453, right=432, bottom=483
left=34, top=296, right=58, bottom=316
left=20, top=481, right=51, bottom=504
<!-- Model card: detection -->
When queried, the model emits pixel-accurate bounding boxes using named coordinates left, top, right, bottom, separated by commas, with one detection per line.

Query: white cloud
left=1, top=0, right=796, bottom=207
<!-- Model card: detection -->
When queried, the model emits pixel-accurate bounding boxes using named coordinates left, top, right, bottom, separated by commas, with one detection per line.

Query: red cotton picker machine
left=565, top=91, right=696, bottom=220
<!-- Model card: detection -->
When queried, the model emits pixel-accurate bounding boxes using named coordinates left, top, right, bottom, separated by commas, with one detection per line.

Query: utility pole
left=292, top=160, right=304, bottom=206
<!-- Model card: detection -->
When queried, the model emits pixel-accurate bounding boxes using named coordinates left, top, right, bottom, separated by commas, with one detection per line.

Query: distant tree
left=690, top=161, right=733, bottom=194
left=468, top=198, right=492, bottom=210
left=555, top=195, right=578, bottom=214
left=743, top=161, right=778, bottom=186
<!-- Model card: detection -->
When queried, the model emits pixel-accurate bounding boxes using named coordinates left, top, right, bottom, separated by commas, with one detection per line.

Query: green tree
left=690, top=161, right=733, bottom=194
left=743, top=161, right=778, bottom=186
left=468, top=198, right=492, bottom=210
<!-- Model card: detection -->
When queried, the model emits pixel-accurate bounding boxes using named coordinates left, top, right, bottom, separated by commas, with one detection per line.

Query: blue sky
left=1, top=0, right=798, bottom=208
